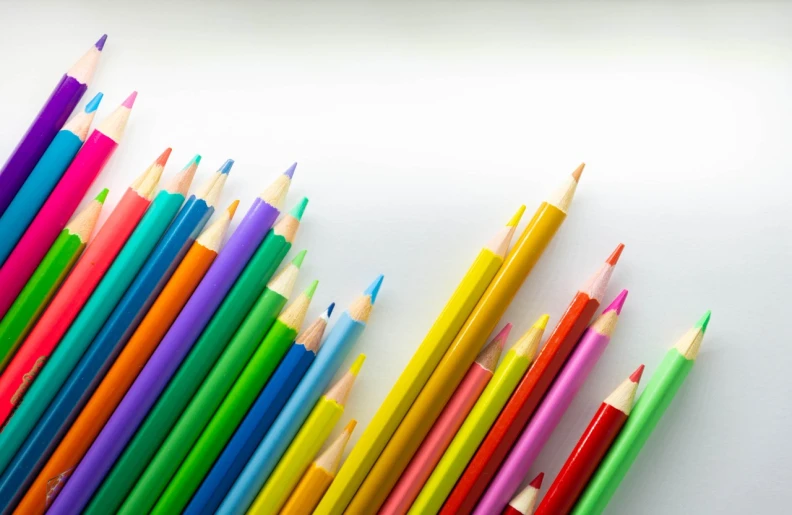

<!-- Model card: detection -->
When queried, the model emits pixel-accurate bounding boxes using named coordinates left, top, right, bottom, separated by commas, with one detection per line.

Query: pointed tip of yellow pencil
left=343, top=419, right=358, bottom=433
left=226, top=200, right=240, bottom=218
left=534, top=314, right=550, bottom=330
left=506, top=205, right=526, bottom=228
left=350, top=354, right=366, bottom=376
left=572, top=162, right=585, bottom=182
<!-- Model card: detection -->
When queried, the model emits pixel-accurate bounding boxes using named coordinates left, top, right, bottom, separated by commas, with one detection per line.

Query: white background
left=1, top=2, right=790, bottom=513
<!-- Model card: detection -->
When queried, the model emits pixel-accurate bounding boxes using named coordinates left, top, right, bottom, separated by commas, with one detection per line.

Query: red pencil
left=502, top=473, right=543, bottom=515
left=443, top=244, right=623, bottom=514
left=534, top=366, right=643, bottom=515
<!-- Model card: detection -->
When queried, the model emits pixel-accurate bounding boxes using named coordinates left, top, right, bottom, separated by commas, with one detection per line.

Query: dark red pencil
left=442, top=244, right=624, bottom=514
left=534, top=366, right=644, bottom=515
left=502, top=473, right=543, bottom=515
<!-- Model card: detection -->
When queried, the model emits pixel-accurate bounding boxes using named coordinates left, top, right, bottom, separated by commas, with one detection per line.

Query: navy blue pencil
left=185, top=303, right=334, bottom=515
left=0, top=162, right=230, bottom=509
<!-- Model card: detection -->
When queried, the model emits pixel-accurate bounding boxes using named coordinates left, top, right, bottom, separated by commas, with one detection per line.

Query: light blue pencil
left=0, top=93, right=102, bottom=265
left=218, top=275, right=383, bottom=514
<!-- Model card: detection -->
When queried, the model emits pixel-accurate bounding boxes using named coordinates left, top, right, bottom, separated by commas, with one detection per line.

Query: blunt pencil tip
left=95, top=188, right=109, bottom=203
left=606, top=243, right=625, bottom=266
left=85, top=92, right=103, bottom=113
left=365, top=274, right=384, bottom=304
left=219, top=159, right=234, bottom=175
left=696, top=310, right=712, bottom=333
left=292, top=249, right=307, bottom=268
left=95, top=34, right=108, bottom=51
left=289, top=197, right=309, bottom=220
left=572, top=162, right=585, bottom=182
left=603, top=289, right=628, bottom=315
left=630, top=364, right=645, bottom=383
left=284, top=162, right=298, bottom=179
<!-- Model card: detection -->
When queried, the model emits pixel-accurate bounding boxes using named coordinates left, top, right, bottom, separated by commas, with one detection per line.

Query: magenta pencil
left=0, top=93, right=135, bottom=318
left=474, top=290, right=628, bottom=515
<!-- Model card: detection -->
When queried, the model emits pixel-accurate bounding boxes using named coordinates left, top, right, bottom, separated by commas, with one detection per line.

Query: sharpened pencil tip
left=289, top=197, right=309, bottom=220
left=292, top=250, right=307, bottom=268
left=343, top=419, right=357, bottom=433
left=350, top=354, right=366, bottom=376
left=365, top=274, right=384, bottom=304
left=606, top=243, right=625, bottom=266
left=122, top=91, right=138, bottom=109
left=219, top=159, right=234, bottom=175
left=185, top=154, right=201, bottom=168
left=95, top=188, right=109, bottom=203
left=493, top=323, right=512, bottom=348
left=630, top=364, right=645, bottom=383
left=284, top=162, right=297, bottom=179
left=85, top=92, right=103, bottom=113
left=696, top=310, right=712, bottom=333
left=506, top=205, right=527, bottom=228
left=534, top=314, right=550, bottom=330
left=304, top=279, right=319, bottom=299
left=156, top=148, right=173, bottom=167
left=529, top=472, right=545, bottom=489
left=572, top=163, right=585, bottom=182
left=95, top=34, right=108, bottom=51
left=603, top=289, right=628, bottom=315
left=227, top=200, right=240, bottom=218
left=326, top=302, right=336, bottom=318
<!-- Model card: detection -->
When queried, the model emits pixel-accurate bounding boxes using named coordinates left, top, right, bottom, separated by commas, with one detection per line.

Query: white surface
left=1, top=2, right=790, bottom=513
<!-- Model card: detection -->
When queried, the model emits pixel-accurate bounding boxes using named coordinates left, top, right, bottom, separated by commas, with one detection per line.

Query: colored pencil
left=86, top=194, right=306, bottom=515
left=347, top=165, right=582, bottom=514
left=0, top=159, right=218, bottom=512
left=49, top=169, right=293, bottom=514
left=383, top=325, right=510, bottom=515
left=14, top=202, right=237, bottom=515
left=572, top=312, right=711, bottom=514
left=281, top=419, right=356, bottom=515
left=0, top=155, right=192, bottom=480
left=0, top=93, right=102, bottom=263
left=0, top=190, right=105, bottom=368
left=503, top=473, right=543, bottom=515
left=127, top=275, right=316, bottom=514
left=0, top=93, right=135, bottom=318
left=475, top=291, right=628, bottom=514
left=411, top=315, right=549, bottom=514
left=187, top=301, right=334, bottom=515
left=0, top=151, right=164, bottom=425
left=536, top=366, right=643, bottom=515
left=219, top=275, right=383, bottom=514
left=444, top=243, right=624, bottom=513
left=250, top=357, right=365, bottom=514
left=318, top=206, right=524, bottom=515
left=0, top=36, right=105, bottom=215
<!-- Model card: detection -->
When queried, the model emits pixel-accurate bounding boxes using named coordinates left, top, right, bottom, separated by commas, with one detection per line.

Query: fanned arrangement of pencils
left=0, top=36, right=712, bottom=515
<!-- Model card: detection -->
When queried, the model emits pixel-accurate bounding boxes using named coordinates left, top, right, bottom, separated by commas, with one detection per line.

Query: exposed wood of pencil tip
left=325, top=355, right=365, bottom=406
left=348, top=293, right=374, bottom=324
left=95, top=93, right=135, bottom=142
left=66, top=198, right=104, bottom=242
left=163, top=157, right=199, bottom=196
left=509, top=472, right=543, bottom=514
left=67, top=39, right=104, bottom=84
left=273, top=213, right=300, bottom=243
left=603, top=369, right=643, bottom=415
left=512, top=319, right=548, bottom=361
left=195, top=201, right=238, bottom=252
left=131, top=151, right=170, bottom=200
left=476, top=332, right=507, bottom=372
left=278, top=291, right=313, bottom=331
left=266, top=262, right=301, bottom=299
left=591, top=309, right=620, bottom=338
left=547, top=163, right=584, bottom=214
left=259, top=174, right=291, bottom=211
left=295, top=315, right=329, bottom=352
left=315, top=420, right=357, bottom=475
left=674, top=326, right=705, bottom=360
left=62, top=108, right=96, bottom=141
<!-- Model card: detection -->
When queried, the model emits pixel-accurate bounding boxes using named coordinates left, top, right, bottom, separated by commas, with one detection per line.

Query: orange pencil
left=14, top=201, right=238, bottom=514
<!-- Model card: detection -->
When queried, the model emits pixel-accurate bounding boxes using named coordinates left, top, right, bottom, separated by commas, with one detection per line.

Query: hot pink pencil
left=381, top=324, right=511, bottom=515
left=0, top=93, right=135, bottom=318
left=474, top=290, right=628, bottom=515
left=0, top=149, right=167, bottom=424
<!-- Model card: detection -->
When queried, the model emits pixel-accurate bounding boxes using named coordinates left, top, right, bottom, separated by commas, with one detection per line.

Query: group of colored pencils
left=0, top=35, right=711, bottom=515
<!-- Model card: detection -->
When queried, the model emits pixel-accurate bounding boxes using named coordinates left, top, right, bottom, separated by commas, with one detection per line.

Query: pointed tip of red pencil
left=156, top=148, right=173, bottom=167
left=95, top=34, right=108, bottom=51
left=603, top=289, right=628, bottom=315
left=122, top=91, right=138, bottom=109
left=606, top=243, right=625, bottom=266
left=572, top=163, right=585, bottom=182
left=630, top=364, right=645, bottom=383
left=493, top=323, right=513, bottom=349
left=529, top=472, right=544, bottom=489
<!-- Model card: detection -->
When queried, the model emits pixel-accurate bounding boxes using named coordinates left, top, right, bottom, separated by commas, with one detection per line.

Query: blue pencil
left=0, top=93, right=102, bottom=265
left=0, top=161, right=229, bottom=509
left=218, top=275, right=383, bottom=515
left=186, top=303, right=335, bottom=515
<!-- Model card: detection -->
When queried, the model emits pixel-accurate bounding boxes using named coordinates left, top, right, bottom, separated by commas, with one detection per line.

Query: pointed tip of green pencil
left=95, top=188, right=109, bottom=203
left=695, top=310, right=712, bottom=333
left=304, top=279, right=319, bottom=299
left=289, top=197, right=309, bottom=220
left=291, top=249, right=307, bottom=268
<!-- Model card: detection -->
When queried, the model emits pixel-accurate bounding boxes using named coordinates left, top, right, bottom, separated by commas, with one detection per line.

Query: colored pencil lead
left=630, top=364, right=645, bottom=383
left=572, top=163, right=585, bottom=182
left=95, top=34, right=108, bottom=50
left=122, top=91, right=137, bottom=109
left=85, top=92, right=103, bottom=113
left=603, top=289, right=628, bottom=314
left=507, top=205, right=527, bottom=227
left=325, top=302, right=336, bottom=318
left=365, top=274, right=384, bottom=304
left=292, top=249, right=308, bottom=268
left=290, top=197, right=309, bottom=220
left=219, top=159, right=234, bottom=175
left=284, top=162, right=297, bottom=179
left=606, top=243, right=625, bottom=265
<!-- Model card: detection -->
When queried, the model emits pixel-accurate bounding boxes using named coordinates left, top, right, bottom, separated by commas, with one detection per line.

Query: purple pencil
left=474, top=290, right=628, bottom=515
left=47, top=165, right=294, bottom=514
left=0, top=35, right=105, bottom=215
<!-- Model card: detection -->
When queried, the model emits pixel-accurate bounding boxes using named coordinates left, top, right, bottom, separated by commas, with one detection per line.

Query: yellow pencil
left=316, top=206, right=524, bottom=515
left=249, top=355, right=365, bottom=515
left=281, top=420, right=357, bottom=515
left=346, top=164, right=583, bottom=513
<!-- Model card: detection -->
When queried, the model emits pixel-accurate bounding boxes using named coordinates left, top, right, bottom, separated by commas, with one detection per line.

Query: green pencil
left=120, top=254, right=310, bottom=513
left=572, top=311, right=711, bottom=515
left=86, top=198, right=307, bottom=515
left=0, top=190, right=107, bottom=369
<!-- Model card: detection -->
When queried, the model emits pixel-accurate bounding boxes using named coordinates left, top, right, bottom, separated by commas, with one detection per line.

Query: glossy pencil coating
left=0, top=37, right=104, bottom=215
left=475, top=291, right=628, bottom=514
left=0, top=93, right=102, bottom=263
left=347, top=167, right=581, bottom=514
left=318, top=208, right=523, bottom=515
left=572, top=312, right=710, bottom=515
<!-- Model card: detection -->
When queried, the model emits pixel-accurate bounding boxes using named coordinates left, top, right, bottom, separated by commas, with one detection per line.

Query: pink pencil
left=381, top=324, right=511, bottom=515
left=474, top=290, right=628, bottom=515
left=0, top=149, right=167, bottom=424
left=0, top=93, right=135, bottom=318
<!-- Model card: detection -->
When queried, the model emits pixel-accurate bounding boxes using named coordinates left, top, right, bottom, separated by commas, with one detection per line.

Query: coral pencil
left=14, top=202, right=237, bottom=515
left=281, top=419, right=356, bottom=515
left=0, top=93, right=102, bottom=263
left=0, top=92, right=135, bottom=318
left=0, top=191, right=105, bottom=368
left=131, top=277, right=316, bottom=514
left=250, top=358, right=365, bottom=514
left=0, top=154, right=190, bottom=481
left=186, top=302, right=333, bottom=515
left=503, top=473, right=543, bottom=515
left=347, top=165, right=582, bottom=514
left=220, top=275, right=383, bottom=515
left=572, top=312, right=711, bottom=514
left=444, top=244, right=623, bottom=514
left=411, top=316, right=548, bottom=515
left=86, top=193, right=306, bottom=515
left=475, top=291, right=628, bottom=514
left=318, top=206, right=524, bottom=515
left=0, top=152, right=163, bottom=425
left=0, top=36, right=105, bottom=215
left=49, top=169, right=293, bottom=514
left=536, top=366, right=643, bottom=515
left=382, top=326, right=510, bottom=515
